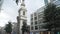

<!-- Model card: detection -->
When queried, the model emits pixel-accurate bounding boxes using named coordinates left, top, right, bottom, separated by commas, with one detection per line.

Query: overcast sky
left=0, top=0, right=45, bottom=27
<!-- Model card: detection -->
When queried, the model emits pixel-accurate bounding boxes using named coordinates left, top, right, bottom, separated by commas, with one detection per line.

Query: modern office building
left=30, top=0, right=60, bottom=33
left=30, top=6, right=48, bottom=34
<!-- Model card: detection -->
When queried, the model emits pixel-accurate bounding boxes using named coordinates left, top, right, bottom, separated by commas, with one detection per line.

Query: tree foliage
left=43, top=3, right=60, bottom=31
left=44, top=3, right=56, bottom=22
left=4, top=22, right=12, bottom=34
left=21, top=21, right=29, bottom=34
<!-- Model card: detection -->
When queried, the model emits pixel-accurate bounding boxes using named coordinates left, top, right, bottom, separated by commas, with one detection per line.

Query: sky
left=0, top=0, right=45, bottom=27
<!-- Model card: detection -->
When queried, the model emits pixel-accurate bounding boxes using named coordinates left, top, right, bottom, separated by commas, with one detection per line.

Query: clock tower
left=18, top=0, right=27, bottom=34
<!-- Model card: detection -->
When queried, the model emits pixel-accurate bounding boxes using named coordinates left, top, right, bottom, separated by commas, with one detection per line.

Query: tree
left=42, top=23, right=53, bottom=31
left=43, top=3, right=60, bottom=32
left=4, top=21, right=12, bottom=34
left=21, top=21, right=28, bottom=34
left=54, top=7, right=60, bottom=28
left=43, top=3, right=57, bottom=31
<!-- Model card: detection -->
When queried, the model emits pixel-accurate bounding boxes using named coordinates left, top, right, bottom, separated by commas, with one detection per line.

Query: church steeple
left=18, top=0, right=27, bottom=34
left=18, top=0, right=27, bottom=15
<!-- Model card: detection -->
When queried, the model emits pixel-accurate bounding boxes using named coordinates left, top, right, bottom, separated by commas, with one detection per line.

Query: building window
left=31, top=18, right=33, bottom=21
left=35, top=26, right=38, bottom=30
left=31, top=22, right=33, bottom=25
left=31, top=14, right=33, bottom=17
left=39, top=26, right=42, bottom=29
left=23, top=11, right=25, bottom=15
left=34, top=17, right=37, bottom=20
left=35, top=21, right=37, bottom=25
left=31, top=26, right=33, bottom=30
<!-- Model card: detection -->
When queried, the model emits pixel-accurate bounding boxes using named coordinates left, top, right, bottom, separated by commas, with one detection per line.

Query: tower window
left=23, top=11, right=25, bottom=15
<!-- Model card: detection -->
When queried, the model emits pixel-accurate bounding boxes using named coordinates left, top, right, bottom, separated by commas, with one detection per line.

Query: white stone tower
left=18, top=0, right=27, bottom=34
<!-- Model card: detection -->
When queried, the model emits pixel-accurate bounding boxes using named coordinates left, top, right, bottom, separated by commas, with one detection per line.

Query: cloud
left=0, top=0, right=18, bottom=27
left=0, top=0, right=45, bottom=26
left=0, top=11, right=12, bottom=27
